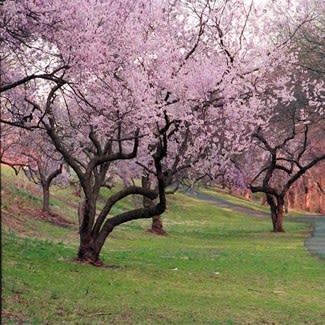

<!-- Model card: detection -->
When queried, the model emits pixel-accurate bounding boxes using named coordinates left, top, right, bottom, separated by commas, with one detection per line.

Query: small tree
left=22, top=156, right=63, bottom=214
left=0, top=125, right=27, bottom=174
left=1, top=127, right=64, bottom=214
left=248, top=111, right=324, bottom=232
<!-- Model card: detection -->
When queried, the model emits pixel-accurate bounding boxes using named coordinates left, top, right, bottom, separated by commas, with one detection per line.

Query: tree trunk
left=284, top=195, right=289, bottom=214
left=42, top=183, right=50, bottom=213
left=78, top=200, right=85, bottom=234
left=77, top=234, right=102, bottom=266
left=40, top=166, right=62, bottom=214
left=274, top=198, right=285, bottom=232
left=150, top=215, right=166, bottom=235
left=270, top=211, right=277, bottom=231
left=142, top=176, right=166, bottom=235
left=266, top=194, right=285, bottom=232
left=76, top=196, right=103, bottom=265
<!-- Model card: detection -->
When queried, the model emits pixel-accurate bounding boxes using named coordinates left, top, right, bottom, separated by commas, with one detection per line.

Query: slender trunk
left=40, top=166, right=62, bottom=214
left=42, top=183, right=50, bottom=213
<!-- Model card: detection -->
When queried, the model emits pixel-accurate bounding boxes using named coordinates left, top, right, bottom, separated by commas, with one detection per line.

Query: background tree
left=0, top=124, right=27, bottom=174
left=20, top=136, right=64, bottom=214
left=1, top=127, right=64, bottom=213
left=241, top=96, right=324, bottom=232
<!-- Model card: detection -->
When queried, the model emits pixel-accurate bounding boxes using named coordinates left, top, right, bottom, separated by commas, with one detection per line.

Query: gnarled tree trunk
left=77, top=198, right=103, bottom=265
left=75, top=181, right=167, bottom=266
left=142, top=175, right=166, bottom=235
left=266, top=194, right=285, bottom=232
left=150, top=215, right=166, bottom=235
left=77, top=235, right=101, bottom=265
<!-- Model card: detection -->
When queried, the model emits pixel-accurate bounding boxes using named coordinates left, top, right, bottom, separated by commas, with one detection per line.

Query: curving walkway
left=290, top=215, right=325, bottom=259
left=187, top=190, right=325, bottom=259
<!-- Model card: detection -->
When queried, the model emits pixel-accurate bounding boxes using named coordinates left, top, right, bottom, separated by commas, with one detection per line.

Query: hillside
left=1, top=166, right=325, bottom=324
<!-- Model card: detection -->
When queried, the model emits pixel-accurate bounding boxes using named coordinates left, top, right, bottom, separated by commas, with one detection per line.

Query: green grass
left=200, top=186, right=308, bottom=217
left=2, top=166, right=325, bottom=324
left=200, top=186, right=270, bottom=213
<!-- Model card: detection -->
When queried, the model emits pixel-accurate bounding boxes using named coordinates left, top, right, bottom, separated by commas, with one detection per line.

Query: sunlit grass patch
left=2, top=165, right=325, bottom=324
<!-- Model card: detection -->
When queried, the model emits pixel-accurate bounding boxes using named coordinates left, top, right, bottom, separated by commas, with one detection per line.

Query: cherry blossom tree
left=235, top=74, right=324, bottom=232
left=0, top=124, right=27, bottom=174
left=1, top=0, right=320, bottom=263
left=1, top=126, right=64, bottom=213
left=232, top=1, right=325, bottom=231
left=249, top=119, right=324, bottom=232
left=20, top=134, right=64, bottom=214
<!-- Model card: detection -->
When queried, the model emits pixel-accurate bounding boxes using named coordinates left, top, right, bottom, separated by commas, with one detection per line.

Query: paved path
left=290, top=215, right=325, bottom=259
left=187, top=190, right=325, bottom=259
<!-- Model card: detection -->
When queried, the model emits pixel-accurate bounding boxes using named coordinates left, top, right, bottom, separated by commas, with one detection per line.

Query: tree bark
left=274, top=197, right=285, bottom=232
left=42, top=183, right=50, bottom=213
left=142, top=176, right=166, bottom=235
left=266, top=194, right=285, bottom=232
left=284, top=195, right=289, bottom=214
left=40, top=165, right=62, bottom=214
left=267, top=195, right=277, bottom=231
left=77, top=198, right=102, bottom=265
left=274, top=208, right=285, bottom=232
left=150, top=215, right=166, bottom=235
left=74, top=180, right=165, bottom=266
left=77, top=234, right=102, bottom=265
left=78, top=200, right=85, bottom=234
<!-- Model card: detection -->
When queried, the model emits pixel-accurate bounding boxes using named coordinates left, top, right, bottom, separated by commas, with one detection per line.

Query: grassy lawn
left=200, top=186, right=270, bottom=213
left=200, top=186, right=308, bottom=217
left=2, top=166, right=325, bottom=324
